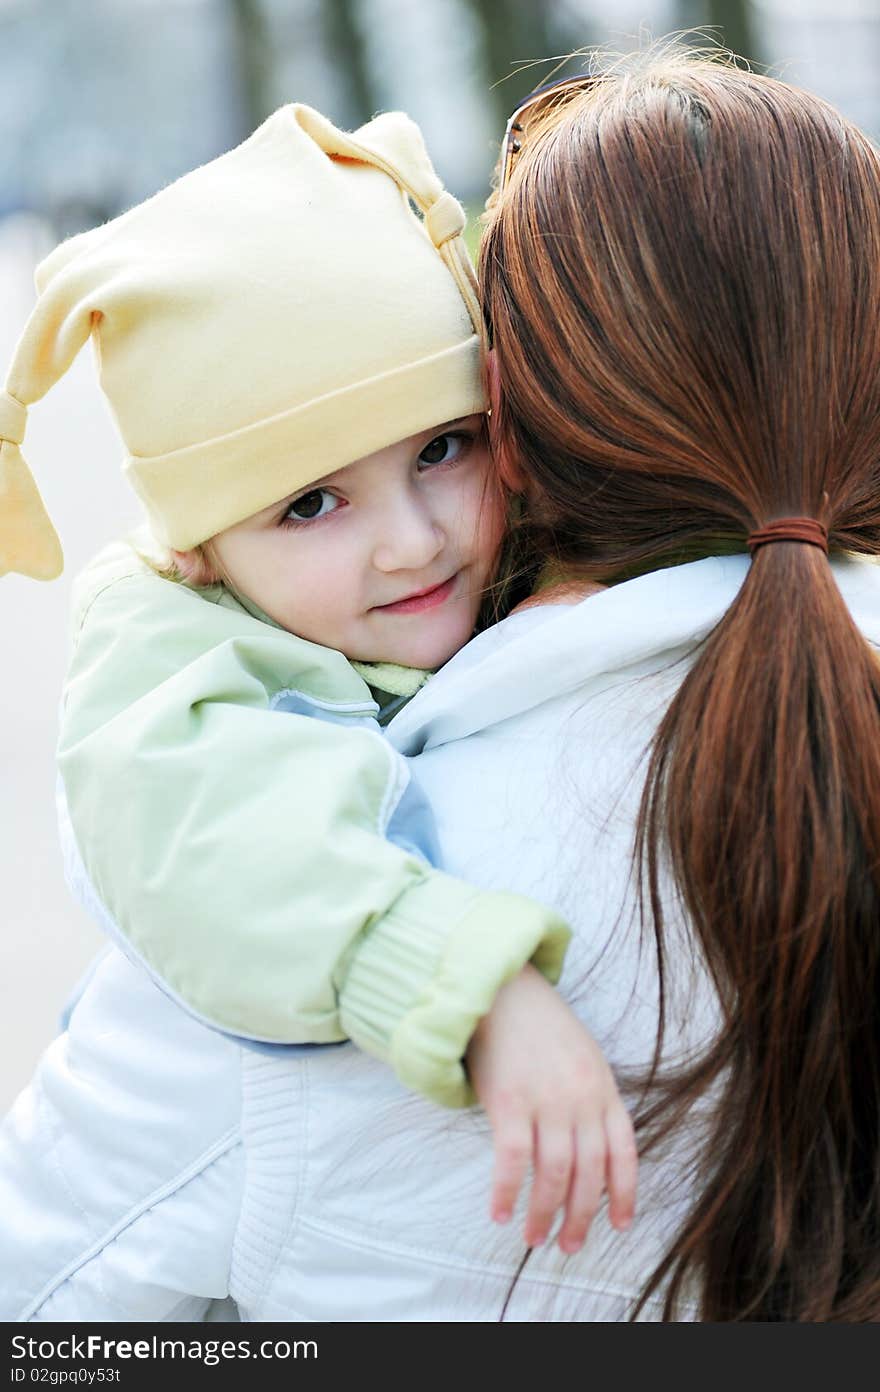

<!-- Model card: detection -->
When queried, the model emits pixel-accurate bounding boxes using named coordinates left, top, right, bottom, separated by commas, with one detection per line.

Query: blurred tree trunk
left=706, top=0, right=757, bottom=64
left=321, top=0, right=376, bottom=127
left=462, top=0, right=588, bottom=132
left=229, top=0, right=273, bottom=132
left=676, top=0, right=759, bottom=67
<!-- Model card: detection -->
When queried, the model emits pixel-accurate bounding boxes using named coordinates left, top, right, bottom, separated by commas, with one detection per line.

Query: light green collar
left=350, top=662, right=432, bottom=699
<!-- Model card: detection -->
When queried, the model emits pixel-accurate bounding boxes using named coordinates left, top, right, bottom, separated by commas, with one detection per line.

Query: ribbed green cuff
left=339, top=873, right=571, bottom=1108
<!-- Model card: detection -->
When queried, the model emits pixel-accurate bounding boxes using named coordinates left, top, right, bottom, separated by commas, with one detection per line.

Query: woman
left=4, top=48, right=880, bottom=1321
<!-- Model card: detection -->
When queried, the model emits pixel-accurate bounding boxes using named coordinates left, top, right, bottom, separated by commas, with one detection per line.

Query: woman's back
left=228, top=552, right=880, bottom=1320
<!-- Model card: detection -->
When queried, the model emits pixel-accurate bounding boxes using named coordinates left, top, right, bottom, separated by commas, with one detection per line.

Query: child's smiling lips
left=372, top=574, right=458, bottom=614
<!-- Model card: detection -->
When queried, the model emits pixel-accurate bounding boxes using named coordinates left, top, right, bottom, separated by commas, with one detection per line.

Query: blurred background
left=2, top=0, right=879, bottom=1110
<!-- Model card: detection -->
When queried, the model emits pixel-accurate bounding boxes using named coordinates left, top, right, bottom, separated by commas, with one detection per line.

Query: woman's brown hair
left=480, top=50, right=880, bottom=1321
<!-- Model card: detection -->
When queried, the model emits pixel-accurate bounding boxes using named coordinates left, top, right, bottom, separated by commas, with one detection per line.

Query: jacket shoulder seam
left=71, top=570, right=167, bottom=649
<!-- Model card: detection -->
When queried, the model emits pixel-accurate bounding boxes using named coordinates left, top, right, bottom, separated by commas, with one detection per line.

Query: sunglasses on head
left=499, top=75, right=605, bottom=191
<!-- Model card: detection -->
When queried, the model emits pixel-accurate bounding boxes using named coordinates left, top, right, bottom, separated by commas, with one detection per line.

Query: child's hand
left=465, top=964, right=637, bottom=1254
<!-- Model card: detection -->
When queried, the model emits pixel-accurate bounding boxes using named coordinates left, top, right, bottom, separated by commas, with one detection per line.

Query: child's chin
left=385, top=629, right=472, bottom=671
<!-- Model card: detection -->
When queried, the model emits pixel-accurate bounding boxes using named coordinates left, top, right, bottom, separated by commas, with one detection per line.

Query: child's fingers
left=524, top=1120, right=573, bottom=1247
left=489, top=1108, right=532, bottom=1225
left=556, top=1121, right=605, bottom=1254
left=605, top=1103, right=638, bottom=1231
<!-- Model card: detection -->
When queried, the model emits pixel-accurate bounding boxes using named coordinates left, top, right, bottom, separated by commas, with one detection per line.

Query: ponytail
left=636, top=542, right=880, bottom=1319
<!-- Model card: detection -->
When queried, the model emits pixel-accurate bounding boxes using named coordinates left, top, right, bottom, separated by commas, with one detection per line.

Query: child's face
left=206, top=415, right=505, bottom=668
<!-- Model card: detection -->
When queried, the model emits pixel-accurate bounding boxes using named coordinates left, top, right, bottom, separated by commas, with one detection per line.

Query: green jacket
left=57, top=541, right=570, bottom=1107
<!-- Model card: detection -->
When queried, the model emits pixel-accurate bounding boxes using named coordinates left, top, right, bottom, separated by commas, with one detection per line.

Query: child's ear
left=486, top=349, right=528, bottom=494
left=171, top=546, right=219, bottom=587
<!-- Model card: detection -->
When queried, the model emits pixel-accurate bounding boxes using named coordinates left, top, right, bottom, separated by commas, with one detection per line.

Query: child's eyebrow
left=409, top=414, right=485, bottom=447
left=422, top=417, right=472, bottom=433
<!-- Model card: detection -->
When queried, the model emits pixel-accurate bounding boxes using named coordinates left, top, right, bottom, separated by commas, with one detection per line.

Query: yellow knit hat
left=0, top=104, right=485, bottom=580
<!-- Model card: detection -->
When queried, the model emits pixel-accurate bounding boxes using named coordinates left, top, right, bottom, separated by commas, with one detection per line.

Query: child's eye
left=418, top=432, right=470, bottom=468
left=281, top=489, right=341, bottom=525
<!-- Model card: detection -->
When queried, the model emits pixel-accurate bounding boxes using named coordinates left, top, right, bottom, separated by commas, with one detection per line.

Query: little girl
left=0, top=104, right=636, bottom=1255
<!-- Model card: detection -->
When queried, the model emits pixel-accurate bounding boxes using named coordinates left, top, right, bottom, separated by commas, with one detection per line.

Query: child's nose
left=371, top=496, right=445, bottom=573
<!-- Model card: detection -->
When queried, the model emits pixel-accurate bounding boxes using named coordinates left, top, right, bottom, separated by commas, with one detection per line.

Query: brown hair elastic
left=747, top=518, right=829, bottom=554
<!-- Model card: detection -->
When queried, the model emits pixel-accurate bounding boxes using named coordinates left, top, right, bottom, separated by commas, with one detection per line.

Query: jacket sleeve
left=57, top=556, right=570, bottom=1107
left=0, top=950, right=243, bottom=1322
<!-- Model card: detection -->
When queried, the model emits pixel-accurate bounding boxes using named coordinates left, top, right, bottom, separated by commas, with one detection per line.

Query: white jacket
left=5, top=554, right=880, bottom=1321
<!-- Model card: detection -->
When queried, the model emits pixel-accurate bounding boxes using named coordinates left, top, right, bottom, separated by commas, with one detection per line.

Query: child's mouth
left=373, top=574, right=458, bottom=614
